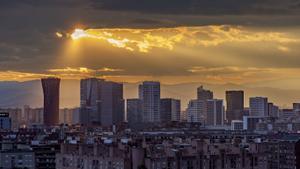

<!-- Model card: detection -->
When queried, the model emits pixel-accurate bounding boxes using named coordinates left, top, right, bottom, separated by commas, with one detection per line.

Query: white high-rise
left=139, top=81, right=161, bottom=123
left=249, top=97, right=268, bottom=117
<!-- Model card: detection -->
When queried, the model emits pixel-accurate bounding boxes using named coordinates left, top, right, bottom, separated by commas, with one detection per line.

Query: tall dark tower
left=41, top=77, right=60, bottom=126
left=226, top=90, right=244, bottom=123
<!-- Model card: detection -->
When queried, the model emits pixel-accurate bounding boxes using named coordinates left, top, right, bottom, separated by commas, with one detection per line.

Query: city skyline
left=0, top=1, right=300, bottom=90
left=2, top=1, right=300, bottom=169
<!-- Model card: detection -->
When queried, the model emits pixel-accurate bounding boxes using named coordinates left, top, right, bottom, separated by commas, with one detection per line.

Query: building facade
left=41, top=77, right=60, bottom=126
left=80, top=78, right=124, bottom=126
left=226, top=90, right=244, bottom=123
left=249, top=97, right=268, bottom=117
left=206, top=99, right=224, bottom=126
left=139, top=81, right=161, bottom=123
left=160, top=98, right=181, bottom=123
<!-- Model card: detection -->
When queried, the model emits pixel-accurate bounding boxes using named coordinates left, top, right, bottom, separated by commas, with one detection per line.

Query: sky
left=1, top=0, right=300, bottom=91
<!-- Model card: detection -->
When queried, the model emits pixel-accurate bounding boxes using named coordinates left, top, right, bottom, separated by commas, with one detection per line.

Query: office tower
left=197, top=86, right=213, bottom=101
left=206, top=99, right=224, bottom=126
left=139, top=81, right=161, bottom=123
left=80, top=78, right=124, bottom=126
left=160, top=98, right=181, bottom=123
left=293, top=103, right=300, bottom=114
left=187, top=99, right=206, bottom=123
left=268, top=103, right=279, bottom=117
left=226, top=90, right=244, bottom=123
left=41, top=77, right=60, bottom=126
left=127, top=99, right=142, bottom=127
left=80, top=78, right=103, bottom=125
left=280, top=109, right=296, bottom=119
left=243, top=116, right=262, bottom=131
left=101, top=81, right=124, bottom=126
left=249, top=97, right=268, bottom=117
left=0, top=112, right=11, bottom=130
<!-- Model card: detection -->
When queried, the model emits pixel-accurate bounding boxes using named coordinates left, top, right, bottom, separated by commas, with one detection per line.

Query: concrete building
left=59, top=108, right=79, bottom=125
left=231, top=120, right=244, bottom=130
left=56, top=144, right=131, bottom=169
left=41, top=77, right=60, bottom=126
left=206, top=99, right=224, bottom=126
left=268, top=103, right=279, bottom=118
left=23, top=105, right=44, bottom=126
left=160, top=98, right=181, bottom=123
left=266, top=136, right=300, bottom=169
left=80, top=78, right=124, bottom=126
left=197, top=85, right=213, bottom=101
left=126, top=99, right=142, bottom=128
left=280, top=109, right=296, bottom=120
left=293, top=103, right=300, bottom=114
left=249, top=97, right=268, bottom=117
left=0, top=150, right=35, bottom=169
left=32, top=144, right=60, bottom=169
left=226, top=90, right=244, bottom=123
left=80, top=78, right=103, bottom=125
left=0, top=112, right=11, bottom=130
left=186, top=99, right=205, bottom=123
left=0, top=108, right=22, bottom=129
left=243, top=116, right=262, bottom=131
left=139, top=81, right=161, bottom=123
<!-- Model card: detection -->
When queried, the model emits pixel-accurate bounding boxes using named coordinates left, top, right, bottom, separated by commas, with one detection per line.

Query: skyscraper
left=127, top=99, right=142, bottom=127
left=249, top=97, right=268, bottom=117
left=293, top=103, right=300, bottom=114
left=80, top=78, right=124, bottom=126
left=41, top=77, right=60, bottom=126
left=187, top=99, right=206, bottom=123
left=268, top=102, right=279, bottom=117
left=101, top=81, right=124, bottom=126
left=226, top=90, right=244, bottom=123
left=206, top=99, right=224, bottom=126
left=197, top=86, right=213, bottom=101
left=160, top=98, right=181, bottom=123
left=80, top=78, right=103, bottom=125
left=139, top=81, right=161, bottom=123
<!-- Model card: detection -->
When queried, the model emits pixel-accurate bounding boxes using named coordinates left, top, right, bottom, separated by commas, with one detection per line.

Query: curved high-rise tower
left=41, top=77, right=60, bottom=126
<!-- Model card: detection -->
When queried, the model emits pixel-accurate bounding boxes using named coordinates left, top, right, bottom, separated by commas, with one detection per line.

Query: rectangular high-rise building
left=80, top=78, right=124, bottom=126
left=226, top=90, right=244, bottom=123
left=139, top=81, right=161, bottom=123
left=160, top=98, right=181, bottom=123
left=197, top=86, right=213, bottom=101
left=80, top=78, right=103, bottom=125
left=187, top=99, right=205, bottom=123
left=41, top=77, right=60, bottom=126
left=0, top=112, right=11, bottom=130
left=101, top=81, right=124, bottom=126
left=268, top=102, right=279, bottom=117
left=293, top=103, right=300, bottom=114
left=206, top=99, right=224, bottom=126
left=127, top=99, right=142, bottom=127
left=249, top=97, right=268, bottom=117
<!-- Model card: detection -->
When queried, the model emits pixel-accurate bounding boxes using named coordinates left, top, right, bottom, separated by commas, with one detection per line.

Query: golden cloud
left=69, top=25, right=299, bottom=53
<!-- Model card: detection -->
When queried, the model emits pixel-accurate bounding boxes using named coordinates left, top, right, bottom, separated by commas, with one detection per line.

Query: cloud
left=91, top=0, right=300, bottom=15
left=187, top=66, right=300, bottom=84
left=70, top=25, right=299, bottom=52
left=277, top=46, right=291, bottom=52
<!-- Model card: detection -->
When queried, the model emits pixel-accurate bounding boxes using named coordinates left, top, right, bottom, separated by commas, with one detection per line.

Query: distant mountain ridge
left=0, top=80, right=299, bottom=109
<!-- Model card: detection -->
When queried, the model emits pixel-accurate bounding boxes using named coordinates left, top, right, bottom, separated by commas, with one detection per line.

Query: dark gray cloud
left=0, top=0, right=300, bottom=74
left=91, top=0, right=300, bottom=15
